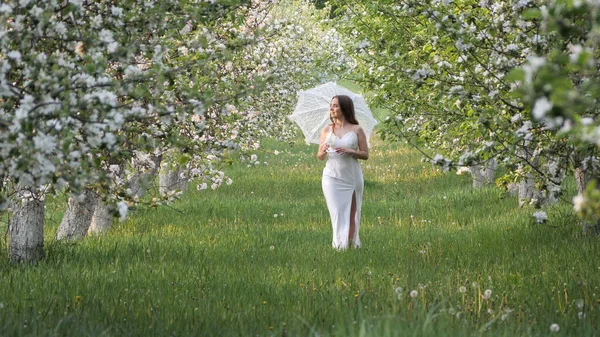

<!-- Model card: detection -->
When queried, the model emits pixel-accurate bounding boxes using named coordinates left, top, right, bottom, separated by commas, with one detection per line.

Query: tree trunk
left=56, top=190, right=98, bottom=241
left=517, top=173, right=547, bottom=207
left=507, top=183, right=519, bottom=196
left=9, top=193, right=45, bottom=263
left=128, top=154, right=162, bottom=198
left=470, top=164, right=486, bottom=188
left=88, top=197, right=113, bottom=235
left=483, top=159, right=497, bottom=184
left=470, top=159, right=497, bottom=188
left=583, top=220, right=600, bottom=236
left=574, top=164, right=600, bottom=234
left=515, top=144, right=548, bottom=207
left=128, top=174, right=150, bottom=198
left=159, top=165, right=187, bottom=196
left=574, top=166, right=591, bottom=195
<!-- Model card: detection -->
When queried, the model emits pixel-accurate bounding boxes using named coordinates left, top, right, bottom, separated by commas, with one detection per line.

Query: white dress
left=322, top=129, right=364, bottom=249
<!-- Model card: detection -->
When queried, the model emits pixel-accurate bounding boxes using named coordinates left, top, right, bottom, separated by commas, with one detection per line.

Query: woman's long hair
left=330, top=95, right=359, bottom=131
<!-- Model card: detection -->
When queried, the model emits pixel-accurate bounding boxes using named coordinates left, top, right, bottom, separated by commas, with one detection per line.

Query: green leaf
left=179, top=155, right=190, bottom=166
left=505, top=68, right=525, bottom=83
left=521, top=8, right=541, bottom=20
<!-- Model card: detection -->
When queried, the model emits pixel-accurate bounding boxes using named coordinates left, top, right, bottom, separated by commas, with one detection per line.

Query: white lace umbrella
left=289, top=82, right=379, bottom=145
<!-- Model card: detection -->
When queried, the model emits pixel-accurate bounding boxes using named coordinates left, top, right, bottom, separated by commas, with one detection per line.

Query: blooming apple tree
left=331, top=0, right=600, bottom=229
left=232, top=0, right=353, bottom=149
left=1, top=0, right=352, bottom=261
left=0, top=0, right=274, bottom=261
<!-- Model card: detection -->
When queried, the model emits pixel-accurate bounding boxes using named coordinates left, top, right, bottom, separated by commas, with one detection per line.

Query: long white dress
left=322, top=130, right=364, bottom=250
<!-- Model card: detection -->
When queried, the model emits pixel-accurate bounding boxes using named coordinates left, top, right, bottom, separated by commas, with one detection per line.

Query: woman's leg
left=323, top=176, right=351, bottom=249
left=348, top=191, right=357, bottom=245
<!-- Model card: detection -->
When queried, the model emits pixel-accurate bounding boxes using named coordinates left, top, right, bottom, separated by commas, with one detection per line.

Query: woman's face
left=330, top=98, right=343, bottom=120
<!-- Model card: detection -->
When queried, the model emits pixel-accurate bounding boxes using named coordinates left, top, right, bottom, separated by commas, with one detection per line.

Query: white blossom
left=456, top=167, right=471, bottom=175
left=91, top=15, right=103, bottom=28
left=33, top=133, right=56, bottom=154
left=108, top=165, right=121, bottom=174
left=111, top=6, right=124, bottom=17
left=107, top=42, right=119, bottom=53
left=53, top=22, right=68, bottom=37
left=533, top=211, right=548, bottom=223
left=117, top=201, right=128, bottom=221
left=573, top=194, right=585, bottom=212
left=99, top=29, right=115, bottom=43
left=532, top=97, right=552, bottom=120
left=0, top=4, right=13, bottom=13
left=7, top=51, right=21, bottom=61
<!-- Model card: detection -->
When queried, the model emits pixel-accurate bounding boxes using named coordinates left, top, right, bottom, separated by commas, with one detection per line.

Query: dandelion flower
left=394, top=287, right=403, bottom=295
left=483, top=289, right=492, bottom=300
left=550, top=323, right=559, bottom=332
left=410, top=290, right=418, bottom=298
left=459, top=286, right=466, bottom=293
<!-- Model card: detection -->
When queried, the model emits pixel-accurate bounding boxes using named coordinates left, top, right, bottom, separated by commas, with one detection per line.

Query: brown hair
left=330, top=95, right=359, bottom=129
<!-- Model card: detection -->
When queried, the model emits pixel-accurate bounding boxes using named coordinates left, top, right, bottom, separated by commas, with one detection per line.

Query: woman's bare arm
left=316, top=125, right=330, bottom=160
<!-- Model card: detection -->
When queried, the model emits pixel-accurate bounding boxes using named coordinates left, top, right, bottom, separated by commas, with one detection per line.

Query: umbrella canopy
left=289, top=82, right=378, bottom=145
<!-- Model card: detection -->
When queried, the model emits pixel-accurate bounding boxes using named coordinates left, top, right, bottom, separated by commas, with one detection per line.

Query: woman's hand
left=335, top=147, right=355, bottom=156
left=318, top=142, right=330, bottom=156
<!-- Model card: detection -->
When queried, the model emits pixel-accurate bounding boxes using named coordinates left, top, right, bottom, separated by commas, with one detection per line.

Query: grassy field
left=0, top=135, right=598, bottom=337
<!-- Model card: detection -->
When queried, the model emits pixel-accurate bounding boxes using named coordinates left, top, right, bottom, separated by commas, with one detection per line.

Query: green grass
left=0, top=136, right=598, bottom=337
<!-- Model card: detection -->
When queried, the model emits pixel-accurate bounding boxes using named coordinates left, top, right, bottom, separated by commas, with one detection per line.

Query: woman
left=316, top=95, right=369, bottom=250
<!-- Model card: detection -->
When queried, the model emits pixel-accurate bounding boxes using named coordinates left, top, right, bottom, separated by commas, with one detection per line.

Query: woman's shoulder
left=353, top=124, right=365, bottom=133
left=322, top=124, right=333, bottom=132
